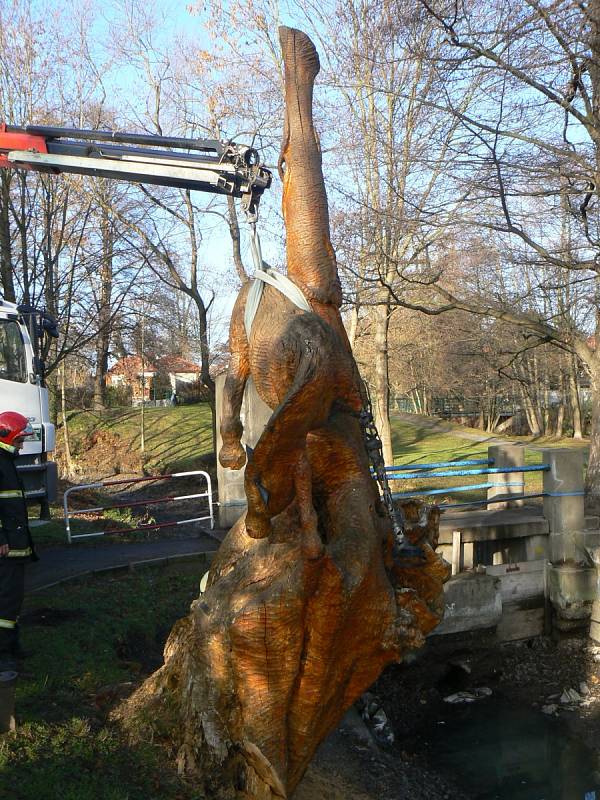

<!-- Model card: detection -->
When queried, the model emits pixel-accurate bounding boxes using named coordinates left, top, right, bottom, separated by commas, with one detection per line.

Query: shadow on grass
left=2, top=563, right=209, bottom=800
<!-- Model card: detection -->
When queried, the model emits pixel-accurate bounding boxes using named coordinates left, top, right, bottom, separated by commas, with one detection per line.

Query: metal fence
left=63, top=470, right=214, bottom=543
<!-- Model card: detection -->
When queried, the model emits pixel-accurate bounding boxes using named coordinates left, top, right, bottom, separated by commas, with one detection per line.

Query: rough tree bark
left=116, top=28, right=448, bottom=800
left=93, top=199, right=114, bottom=410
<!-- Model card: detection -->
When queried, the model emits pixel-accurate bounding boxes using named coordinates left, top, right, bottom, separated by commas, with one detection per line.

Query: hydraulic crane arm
left=0, top=124, right=272, bottom=215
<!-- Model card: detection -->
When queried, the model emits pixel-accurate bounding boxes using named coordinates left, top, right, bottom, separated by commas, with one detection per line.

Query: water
left=426, top=699, right=600, bottom=800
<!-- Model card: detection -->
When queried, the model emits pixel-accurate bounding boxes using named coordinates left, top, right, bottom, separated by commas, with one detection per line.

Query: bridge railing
left=388, top=462, right=549, bottom=509
left=380, top=444, right=586, bottom=534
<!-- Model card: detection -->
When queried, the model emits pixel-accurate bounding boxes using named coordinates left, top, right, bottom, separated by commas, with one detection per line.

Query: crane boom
left=0, top=124, right=272, bottom=215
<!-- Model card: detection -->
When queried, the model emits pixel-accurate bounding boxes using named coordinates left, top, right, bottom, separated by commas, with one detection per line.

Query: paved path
left=392, top=412, right=515, bottom=446
left=26, top=530, right=224, bottom=593
left=392, top=412, right=589, bottom=452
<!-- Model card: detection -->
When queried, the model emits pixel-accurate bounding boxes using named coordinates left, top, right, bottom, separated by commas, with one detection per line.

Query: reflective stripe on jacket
left=0, top=444, right=37, bottom=561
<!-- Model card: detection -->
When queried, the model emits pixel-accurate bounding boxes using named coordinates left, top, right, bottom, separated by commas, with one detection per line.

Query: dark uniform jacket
left=0, top=442, right=37, bottom=561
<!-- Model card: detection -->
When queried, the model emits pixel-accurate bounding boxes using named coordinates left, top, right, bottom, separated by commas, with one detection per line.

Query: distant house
left=155, top=355, right=202, bottom=393
left=107, top=355, right=157, bottom=401
left=107, top=354, right=202, bottom=402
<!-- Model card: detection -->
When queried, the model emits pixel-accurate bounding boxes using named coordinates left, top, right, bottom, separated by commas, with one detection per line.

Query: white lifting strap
left=244, top=222, right=311, bottom=338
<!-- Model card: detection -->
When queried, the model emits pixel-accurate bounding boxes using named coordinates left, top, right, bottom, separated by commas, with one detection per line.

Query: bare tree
left=364, top=0, right=600, bottom=504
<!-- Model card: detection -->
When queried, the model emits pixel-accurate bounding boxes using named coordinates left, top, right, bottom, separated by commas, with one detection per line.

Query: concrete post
left=215, top=374, right=272, bottom=529
left=542, top=448, right=585, bottom=537
left=487, top=444, right=525, bottom=509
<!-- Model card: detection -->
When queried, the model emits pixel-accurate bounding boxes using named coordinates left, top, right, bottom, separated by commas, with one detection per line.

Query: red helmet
left=0, top=411, right=33, bottom=446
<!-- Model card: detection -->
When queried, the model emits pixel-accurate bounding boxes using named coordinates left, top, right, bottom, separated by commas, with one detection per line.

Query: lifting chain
left=359, top=389, right=425, bottom=561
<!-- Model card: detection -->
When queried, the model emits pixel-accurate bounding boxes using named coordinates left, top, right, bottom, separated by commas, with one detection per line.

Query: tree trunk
left=555, top=398, right=565, bottom=439
left=543, top=383, right=551, bottom=436
left=586, top=365, right=600, bottom=512
left=60, top=361, right=75, bottom=479
left=227, top=196, right=248, bottom=285
left=568, top=361, right=583, bottom=439
left=585, top=0, right=600, bottom=506
left=373, top=298, right=393, bottom=465
left=347, top=303, right=359, bottom=351
left=93, top=203, right=114, bottom=410
left=194, top=291, right=216, bottom=449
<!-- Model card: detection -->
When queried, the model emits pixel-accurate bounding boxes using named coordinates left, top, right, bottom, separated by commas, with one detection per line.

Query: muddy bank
left=296, top=708, right=468, bottom=799
left=293, top=632, right=600, bottom=798
left=370, top=634, right=600, bottom=797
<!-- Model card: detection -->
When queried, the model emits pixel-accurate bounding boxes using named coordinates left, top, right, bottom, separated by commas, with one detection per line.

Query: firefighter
left=0, top=411, right=37, bottom=672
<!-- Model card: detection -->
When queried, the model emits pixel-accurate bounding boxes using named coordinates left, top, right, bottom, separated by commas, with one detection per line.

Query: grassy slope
left=2, top=560, right=209, bottom=800
left=60, top=404, right=214, bottom=474
left=33, top=405, right=215, bottom=545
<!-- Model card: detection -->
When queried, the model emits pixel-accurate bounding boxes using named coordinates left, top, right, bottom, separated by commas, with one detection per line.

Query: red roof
left=156, top=355, right=201, bottom=373
left=108, top=355, right=156, bottom=376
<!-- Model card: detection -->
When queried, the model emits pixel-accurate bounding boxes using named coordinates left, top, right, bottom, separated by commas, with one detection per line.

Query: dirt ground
left=296, top=713, right=467, bottom=799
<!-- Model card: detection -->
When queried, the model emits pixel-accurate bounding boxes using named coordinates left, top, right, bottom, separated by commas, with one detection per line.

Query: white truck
left=0, top=297, right=58, bottom=516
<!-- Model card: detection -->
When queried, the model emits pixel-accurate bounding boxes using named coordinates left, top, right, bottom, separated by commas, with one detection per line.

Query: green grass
left=1, top=560, right=211, bottom=800
left=30, top=503, right=161, bottom=548
left=45, top=406, right=590, bottom=535
left=58, top=404, right=214, bottom=474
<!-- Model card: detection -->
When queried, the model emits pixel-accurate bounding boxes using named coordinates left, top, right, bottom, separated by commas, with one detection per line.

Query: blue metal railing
left=392, top=481, right=525, bottom=500
left=387, top=465, right=549, bottom=481
left=383, top=459, right=492, bottom=472
left=376, top=458, right=552, bottom=511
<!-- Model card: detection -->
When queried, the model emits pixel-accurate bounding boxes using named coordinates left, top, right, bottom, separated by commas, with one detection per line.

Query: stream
left=424, top=698, right=600, bottom=799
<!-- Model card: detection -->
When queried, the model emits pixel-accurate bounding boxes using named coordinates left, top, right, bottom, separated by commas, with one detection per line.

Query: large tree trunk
left=117, top=27, right=448, bottom=800
left=373, top=298, right=393, bottom=465
left=93, top=202, right=114, bottom=410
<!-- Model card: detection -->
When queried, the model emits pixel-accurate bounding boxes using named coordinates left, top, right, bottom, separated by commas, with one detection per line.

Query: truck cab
left=0, top=298, right=58, bottom=516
